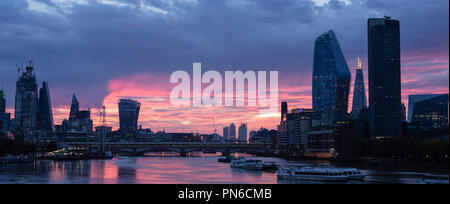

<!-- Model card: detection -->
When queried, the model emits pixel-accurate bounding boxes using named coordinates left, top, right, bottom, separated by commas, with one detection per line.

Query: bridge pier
left=180, top=148, right=186, bottom=157
left=222, top=149, right=230, bottom=156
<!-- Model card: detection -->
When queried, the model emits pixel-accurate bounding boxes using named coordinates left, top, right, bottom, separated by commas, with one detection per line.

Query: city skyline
left=0, top=0, right=448, bottom=134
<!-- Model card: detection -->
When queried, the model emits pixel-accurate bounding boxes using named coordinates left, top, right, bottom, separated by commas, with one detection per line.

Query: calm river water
left=0, top=153, right=447, bottom=184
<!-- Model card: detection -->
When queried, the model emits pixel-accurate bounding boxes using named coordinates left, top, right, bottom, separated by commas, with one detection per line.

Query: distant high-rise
left=0, top=90, right=5, bottom=113
left=14, top=65, right=38, bottom=131
left=281, top=102, right=288, bottom=122
left=351, top=57, right=367, bottom=119
left=278, top=108, right=322, bottom=150
left=238, top=123, right=248, bottom=143
left=368, top=16, right=402, bottom=138
left=69, top=94, right=79, bottom=122
left=37, top=82, right=54, bottom=132
left=61, top=94, right=93, bottom=133
left=229, top=123, right=236, bottom=140
left=0, top=90, right=10, bottom=134
left=408, top=94, right=448, bottom=128
left=118, top=99, right=141, bottom=133
left=223, top=126, right=229, bottom=140
left=312, top=30, right=351, bottom=123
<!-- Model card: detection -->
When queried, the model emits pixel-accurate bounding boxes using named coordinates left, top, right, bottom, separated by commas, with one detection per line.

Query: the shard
left=351, top=57, right=367, bottom=119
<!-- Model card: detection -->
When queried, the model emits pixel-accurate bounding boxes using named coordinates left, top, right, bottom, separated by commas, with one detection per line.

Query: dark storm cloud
left=0, top=0, right=448, bottom=108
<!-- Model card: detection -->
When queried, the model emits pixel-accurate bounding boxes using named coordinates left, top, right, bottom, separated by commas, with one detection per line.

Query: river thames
left=0, top=153, right=448, bottom=184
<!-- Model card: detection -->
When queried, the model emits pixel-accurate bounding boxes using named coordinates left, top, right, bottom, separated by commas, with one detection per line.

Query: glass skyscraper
left=37, top=81, right=54, bottom=132
left=69, top=94, right=79, bottom=122
left=14, top=65, right=38, bottom=131
left=368, top=16, right=402, bottom=138
left=351, top=57, right=367, bottom=119
left=408, top=94, right=449, bottom=128
left=312, top=30, right=351, bottom=123
left=118, top=99, right=141, bottom=133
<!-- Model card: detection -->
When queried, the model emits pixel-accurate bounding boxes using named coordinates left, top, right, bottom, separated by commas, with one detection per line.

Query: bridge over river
left=62, top=142, right=271, bottom=156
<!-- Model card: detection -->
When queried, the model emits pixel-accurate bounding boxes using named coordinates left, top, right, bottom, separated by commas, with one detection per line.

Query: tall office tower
left=229, top=123, right=236, bottom=140
left=277, top=108, right=322, bottom=150
left=238, top=123, right=248, bottom=143
left=63, top=94, right=93, bottom=133
left=118, top=99, right=141, bottom=132
left=408, top=94, right=449, bottom=128
left=351, top=57, right=367, bottom=119
left=76, top=110, right=93, bottom=132
left=281, top=101, right=288, bottom=122
left=312, top=30, right=351, bottom=123
left=0, top=90, right=10, bottom=134
left=69, top=94, right=79, bottom=121
left=37, top=82, right=54, bottom=132
left=15, top=65, right=38, bottom=131
left=223, top=126, right=229, bottom=141
left=368, top=16, right=402, bottom=138
left=0, top=90, right=5, bottom=113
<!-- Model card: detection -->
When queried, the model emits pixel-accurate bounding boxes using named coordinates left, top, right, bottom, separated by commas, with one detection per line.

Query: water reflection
left=0, top=153, right=447, bottom=184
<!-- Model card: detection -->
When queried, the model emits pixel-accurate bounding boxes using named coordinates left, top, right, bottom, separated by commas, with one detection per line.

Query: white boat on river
left=230, top=157, right=263, bottom=170
left=277, top=165, right=366, bottom=182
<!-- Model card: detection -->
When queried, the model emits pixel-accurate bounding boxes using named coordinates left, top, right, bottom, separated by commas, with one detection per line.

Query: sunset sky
left=0, top=0, right=448, bottom=133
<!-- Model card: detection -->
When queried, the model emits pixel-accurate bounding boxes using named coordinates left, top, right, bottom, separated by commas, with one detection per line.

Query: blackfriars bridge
left=62, top=142, right=271, bottom=156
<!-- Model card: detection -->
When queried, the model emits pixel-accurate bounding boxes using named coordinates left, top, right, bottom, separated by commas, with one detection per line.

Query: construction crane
left=101, top=106, right=106, bottom=126
left=97, top=105, right=107, bottom=126
left=99, top=106, right=107, bottom=155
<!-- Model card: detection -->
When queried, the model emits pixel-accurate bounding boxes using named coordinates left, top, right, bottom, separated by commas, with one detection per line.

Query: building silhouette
left=14, top=64, right=38, bottom=131
left=281, top=101, right=288, bottom=122
left=0, top=90, right=5, bottom=113
left=351, top=57, right=367, bottom=119
left=37, top=82, right=54, bottom=132
left=238, top=123, right=247, bottom=143
left=249, top=128, right=276, bottom=144
left=118, top=99, right=141, bottom=133
left=229, top=123, right=236, bottom=140
left=223, top=126, right=229, bottom=141
left=312, top=30, right=351, bottom=123
left=0, top=90, right=10, bottom=135
left=368, top=16, right=402, bottom=138
left=69, top=94, right=79, bottom=122
left=278, top=108, right=322, bottom=152
left=59, top=94, right=93, bottom=133
left=408, top=94, right=449, bottom=128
